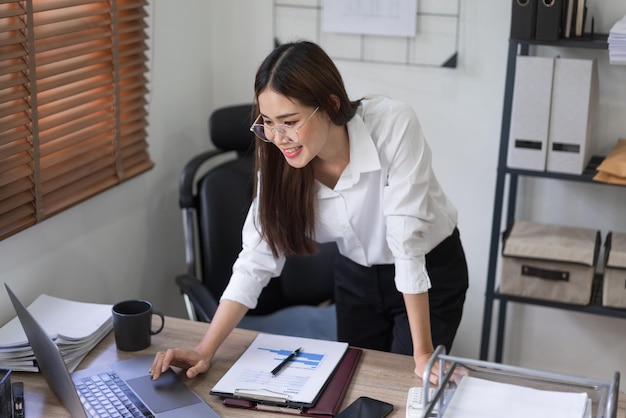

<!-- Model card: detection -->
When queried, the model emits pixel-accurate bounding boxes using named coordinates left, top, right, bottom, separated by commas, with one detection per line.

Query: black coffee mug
left=112, top=300, right=164, bottom=352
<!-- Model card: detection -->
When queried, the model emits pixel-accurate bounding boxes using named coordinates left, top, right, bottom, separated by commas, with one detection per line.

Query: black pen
left=271, top=347, right=302, bottom=376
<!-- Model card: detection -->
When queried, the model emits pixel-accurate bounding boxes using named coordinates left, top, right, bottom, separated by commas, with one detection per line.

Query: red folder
left=223, top=347, right=362, bottom=417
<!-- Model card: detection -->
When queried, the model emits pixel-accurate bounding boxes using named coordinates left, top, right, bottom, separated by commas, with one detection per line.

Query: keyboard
left=75, top=371, right=154, bottom=418
left=406, top=386, right=453, bottom=417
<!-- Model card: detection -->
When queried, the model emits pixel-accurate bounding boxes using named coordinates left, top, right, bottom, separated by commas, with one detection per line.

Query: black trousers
left=334, top=228, right=468, bottom=355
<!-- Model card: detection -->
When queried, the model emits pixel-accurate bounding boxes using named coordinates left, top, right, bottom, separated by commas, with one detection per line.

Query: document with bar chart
left=210, top=333, right=348, bottom=406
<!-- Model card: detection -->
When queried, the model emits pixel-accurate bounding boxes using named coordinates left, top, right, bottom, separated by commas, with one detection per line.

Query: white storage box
left=602, top=232, right=626, bottom=309
left=507, top=56, right=554, bottom=171
left=500, top=221, right=600, bottom=305
left=546, top=58, right=598, bottom=175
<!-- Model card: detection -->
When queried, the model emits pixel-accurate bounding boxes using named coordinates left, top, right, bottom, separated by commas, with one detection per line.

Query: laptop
left=5, top=284, right=220, bottom=418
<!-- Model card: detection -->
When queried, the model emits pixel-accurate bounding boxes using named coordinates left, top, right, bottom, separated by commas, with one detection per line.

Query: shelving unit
left=479, top=33, right=626, bottom=363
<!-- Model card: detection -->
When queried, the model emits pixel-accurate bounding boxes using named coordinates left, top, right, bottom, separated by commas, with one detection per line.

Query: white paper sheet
left=442, top=376, right=589, bottom=418
left=321, top=0, right=418, bottom=37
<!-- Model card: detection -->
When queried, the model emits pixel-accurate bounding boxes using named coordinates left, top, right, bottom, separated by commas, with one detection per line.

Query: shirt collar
left=333, top=112, right=381, bottom=189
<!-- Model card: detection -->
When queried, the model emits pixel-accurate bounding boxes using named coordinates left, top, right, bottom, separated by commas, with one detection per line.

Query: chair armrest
left=175, top=274, right=220, bottom=323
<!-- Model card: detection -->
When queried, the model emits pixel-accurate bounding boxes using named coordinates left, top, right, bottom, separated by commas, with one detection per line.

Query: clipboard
left=211, top=333, right=358, bottom=413
left=223, top=347, right=362, bottom=417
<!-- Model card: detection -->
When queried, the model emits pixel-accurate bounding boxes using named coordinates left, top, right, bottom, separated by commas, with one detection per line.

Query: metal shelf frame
left=423, top=346, right=620, bottom=417
left=479, top=34, right=626, bottom=363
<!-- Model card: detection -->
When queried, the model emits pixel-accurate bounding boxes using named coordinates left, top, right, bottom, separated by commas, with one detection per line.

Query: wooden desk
left=13, top=316, right=626, bottom=418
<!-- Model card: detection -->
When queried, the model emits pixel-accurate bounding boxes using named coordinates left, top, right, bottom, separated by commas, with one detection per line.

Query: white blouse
left=221, top=96, right=458, bottom=309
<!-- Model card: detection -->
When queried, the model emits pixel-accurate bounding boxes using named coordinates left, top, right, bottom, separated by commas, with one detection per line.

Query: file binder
left=211, top=333, right=354, bottom=413
left=546, top=57, right=597, bottom=174
left=563, top=0, right=576, bottom=38
left=510, top=0, right=537, bottom=40
left=507, top=56, right=555, bottom=171
left=574, top=0, right=586, bottom=37
left=535, top=0, right=564, bottom=41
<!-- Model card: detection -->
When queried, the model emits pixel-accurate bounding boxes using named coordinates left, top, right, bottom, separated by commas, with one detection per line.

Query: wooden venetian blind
left=0, top=0, right=153, bottom=241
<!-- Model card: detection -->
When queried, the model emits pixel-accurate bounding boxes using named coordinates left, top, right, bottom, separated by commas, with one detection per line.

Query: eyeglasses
left=250, top=107, right=319, bottom=143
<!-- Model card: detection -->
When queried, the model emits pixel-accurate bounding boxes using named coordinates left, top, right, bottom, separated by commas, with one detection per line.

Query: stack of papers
left=441, top=376, right=591, bottom=418
left=0, top=294, right=113, bottom=372
left=608, top=15, right=626, bottom=65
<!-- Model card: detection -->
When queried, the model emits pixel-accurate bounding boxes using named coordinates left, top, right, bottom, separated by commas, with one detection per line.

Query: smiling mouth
left=282, top=145, right=302, bottom=156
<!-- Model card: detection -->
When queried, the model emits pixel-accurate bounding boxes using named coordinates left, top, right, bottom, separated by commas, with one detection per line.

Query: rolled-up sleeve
left=220, top=199, right=286, bottom=309
left=382, top=105, right=449, bottom=294
left=393, top=256, right=431, bottom=293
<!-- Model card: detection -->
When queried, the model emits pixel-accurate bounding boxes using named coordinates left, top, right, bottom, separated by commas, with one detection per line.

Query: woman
left=150, top=41, right=468, bottom=382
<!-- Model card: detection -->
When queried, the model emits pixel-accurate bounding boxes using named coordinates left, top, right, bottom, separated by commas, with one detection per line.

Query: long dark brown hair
left=253, top=41, right=360, bottom=257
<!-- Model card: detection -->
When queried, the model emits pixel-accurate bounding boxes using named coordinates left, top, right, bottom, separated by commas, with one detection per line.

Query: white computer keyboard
left=406, top=386, right=452, bottom=417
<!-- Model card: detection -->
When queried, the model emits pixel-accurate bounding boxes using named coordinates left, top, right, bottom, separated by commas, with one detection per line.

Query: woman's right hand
left=149, top=348, right=211, bottom=380
left=149, top=300, right=248, bottom=381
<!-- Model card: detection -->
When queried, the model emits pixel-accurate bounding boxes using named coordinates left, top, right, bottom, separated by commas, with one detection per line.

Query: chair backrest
left=194, top=104, right=337, bottom=316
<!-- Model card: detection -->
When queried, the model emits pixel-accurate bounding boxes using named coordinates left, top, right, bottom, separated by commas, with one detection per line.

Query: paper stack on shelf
left=593, top=138, right=626, bottom=185
left=0, top=294, right=113, bottom=372
left=608, top=14, right=626, bottom=65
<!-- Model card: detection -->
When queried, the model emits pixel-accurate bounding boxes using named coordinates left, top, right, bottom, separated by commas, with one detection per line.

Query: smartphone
left=335, top=396, right=394, bottom=418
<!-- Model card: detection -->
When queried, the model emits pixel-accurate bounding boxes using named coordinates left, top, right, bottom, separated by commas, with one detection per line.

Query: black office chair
left=175, top=104, right=338, bottom=340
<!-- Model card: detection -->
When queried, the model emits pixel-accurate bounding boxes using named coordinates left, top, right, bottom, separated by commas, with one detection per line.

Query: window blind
left=0, top=0, right=153, bottom=241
